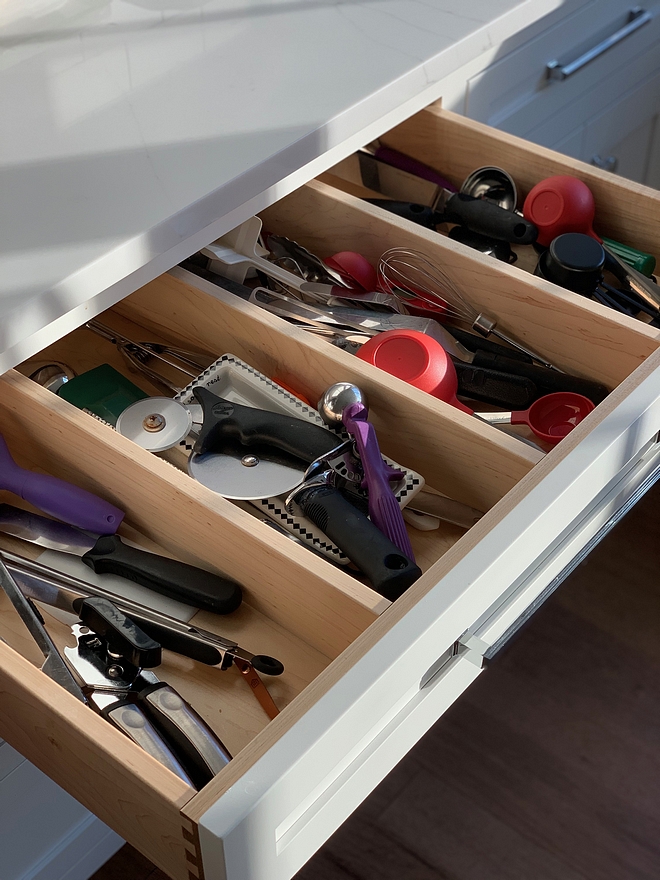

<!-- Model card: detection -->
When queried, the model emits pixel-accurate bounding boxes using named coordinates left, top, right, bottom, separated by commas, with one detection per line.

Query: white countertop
left=0, top=0, right=565, bottom=372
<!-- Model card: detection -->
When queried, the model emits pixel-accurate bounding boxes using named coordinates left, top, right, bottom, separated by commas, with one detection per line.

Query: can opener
left=0, top=558, right=230, bottom=790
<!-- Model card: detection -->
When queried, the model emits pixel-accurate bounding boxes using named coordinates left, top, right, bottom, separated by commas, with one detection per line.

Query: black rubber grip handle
left=76, top=596, right=162, bottom=668
left=364, top=199, right=438, bottom=229
left=364, top=198, right=537, bottom=244
left=296, top=485, right=421, bottom=601
left=453, top=361, right=537, bottom=409
left=470, top=351, right=610, bottom=404
left=448, top=328, right=533, bottom=363
left=128, top=617, right=227, bottom=667
left=81, top=535, right=243, bottom=615
left=193, top=386, right=340, bottom=463
left=443, top=193, right=538, bottom=244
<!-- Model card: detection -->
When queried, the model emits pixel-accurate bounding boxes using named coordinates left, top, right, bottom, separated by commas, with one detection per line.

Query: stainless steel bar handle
left=546, top=8, right=652, bottom=81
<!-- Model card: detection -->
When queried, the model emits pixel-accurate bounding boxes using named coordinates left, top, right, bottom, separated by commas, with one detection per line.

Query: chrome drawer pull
left=546, top=7, right=652, bottom=81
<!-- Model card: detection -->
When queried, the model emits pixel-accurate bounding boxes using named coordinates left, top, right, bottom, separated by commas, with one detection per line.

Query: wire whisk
left=377, top=247, right=558, bottom=371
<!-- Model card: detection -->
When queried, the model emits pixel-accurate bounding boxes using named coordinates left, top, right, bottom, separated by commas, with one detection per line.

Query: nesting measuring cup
left=355, top=329, right=472, bottom=412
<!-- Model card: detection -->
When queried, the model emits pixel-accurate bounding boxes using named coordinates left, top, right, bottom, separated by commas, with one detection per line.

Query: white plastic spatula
left=201, top=217, right=306, bottom=291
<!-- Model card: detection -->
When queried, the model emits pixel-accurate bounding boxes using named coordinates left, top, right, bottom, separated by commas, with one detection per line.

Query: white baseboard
left=0, top=756, right=123, bottom=880
left=27, top=815, right=123, bottom=880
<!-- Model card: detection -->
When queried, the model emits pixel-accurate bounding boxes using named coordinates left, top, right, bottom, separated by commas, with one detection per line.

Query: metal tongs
left=86, top=320, right=214, bottom=395
left=0, top=558, right=231, bottom=789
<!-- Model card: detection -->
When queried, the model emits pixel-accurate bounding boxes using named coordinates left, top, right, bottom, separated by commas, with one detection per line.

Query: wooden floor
left=92, top=483, right=660, bottom=880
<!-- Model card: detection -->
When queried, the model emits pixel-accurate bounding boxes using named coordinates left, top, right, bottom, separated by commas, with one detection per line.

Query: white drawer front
left=466, top=1, right=660, bottom=132
left=195, top=356, right=660, bottom=880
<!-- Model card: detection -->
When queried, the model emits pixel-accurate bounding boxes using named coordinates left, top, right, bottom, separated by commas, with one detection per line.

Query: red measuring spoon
left=477, top=392, right=595, bottom=444
left=522, top=175, right=600, bottom=248
left=356, top=330, right=594, bottom=444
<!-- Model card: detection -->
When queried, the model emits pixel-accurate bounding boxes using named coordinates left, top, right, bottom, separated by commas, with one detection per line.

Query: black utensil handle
left=76, top=596, right=162, bottom=669
left=296, top=485, right=421, bottom=601
left=453, top=361, right=537, bottom=409
left=443, top=193, right=538, bottom=244
left=363, top=199, right=438, bottom=230
left=448, top=328, right=533, bottom=363
left=102, top=698, right=195, bottom=787
left=127, top=616, right=228, bottom=667
left=138, top=681, right=231, bottom=789
left=470, top=351, right=610, bottom=404
left=193, top=386, right=340, bottom=462
left=81, top=535, right=243, bottom=615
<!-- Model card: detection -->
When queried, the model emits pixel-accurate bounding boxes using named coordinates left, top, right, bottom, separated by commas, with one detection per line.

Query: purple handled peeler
left=341, top=403, right=415, bottom=561
left=0, top=433, right=124, bottom=534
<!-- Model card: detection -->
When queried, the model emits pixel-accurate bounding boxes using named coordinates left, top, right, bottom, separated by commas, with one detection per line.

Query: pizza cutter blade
left=116, top=397, right=193, bottom=452
left=188, top=447, right=307, bottom=500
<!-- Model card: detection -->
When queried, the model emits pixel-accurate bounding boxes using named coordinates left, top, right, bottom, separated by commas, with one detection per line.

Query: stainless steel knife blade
left=0, top=504, right=97, bottom=555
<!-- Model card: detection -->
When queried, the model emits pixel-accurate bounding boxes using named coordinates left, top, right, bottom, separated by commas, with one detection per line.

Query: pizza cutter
left=116, top=388, right=344, bottom=500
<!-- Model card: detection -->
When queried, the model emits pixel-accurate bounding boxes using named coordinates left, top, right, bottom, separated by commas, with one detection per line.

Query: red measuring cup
left=522, top=175, right=600, bottom=248
left=355, top=329, right=472, bottom=412
left=356, top=330, right=594, bottom=444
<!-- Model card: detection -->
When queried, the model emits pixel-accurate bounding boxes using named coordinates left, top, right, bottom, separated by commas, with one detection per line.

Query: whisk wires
left=377, top=248, right=558, bottom=371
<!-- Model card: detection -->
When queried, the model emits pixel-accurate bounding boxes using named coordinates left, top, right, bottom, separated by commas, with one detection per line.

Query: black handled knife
left=0, top=504, right=242, bottom=615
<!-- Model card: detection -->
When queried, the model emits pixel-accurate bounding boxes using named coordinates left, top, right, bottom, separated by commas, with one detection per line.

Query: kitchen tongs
left=86, top=320, right=214, bottom=395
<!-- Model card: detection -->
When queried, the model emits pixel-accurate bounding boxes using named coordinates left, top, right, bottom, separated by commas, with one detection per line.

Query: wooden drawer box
left=1, top=107, right=660, bottom=880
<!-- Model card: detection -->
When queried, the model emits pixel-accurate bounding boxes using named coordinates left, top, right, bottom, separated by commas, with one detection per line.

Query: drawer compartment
left=322, top=105, right=660, bottom=276
left=2, top=108, right=660, bottom=880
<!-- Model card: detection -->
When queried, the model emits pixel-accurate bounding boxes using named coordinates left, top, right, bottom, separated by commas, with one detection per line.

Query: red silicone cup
left=511, top=392, right=595, bottom=444
left=522, top=175, right=601, bottom=248
left=355, top=329, right=472, bottom=412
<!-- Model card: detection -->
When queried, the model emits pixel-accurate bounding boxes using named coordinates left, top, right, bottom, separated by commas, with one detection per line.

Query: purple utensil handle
left=0, top=434, right=124, bottom=534
left=342, top=404, right=415, bottom=560
left=373, top=146, right=458, bottom=192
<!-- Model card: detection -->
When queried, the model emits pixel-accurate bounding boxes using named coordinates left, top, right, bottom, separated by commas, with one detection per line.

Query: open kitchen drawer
left=1, top=108, right=660, bottom=880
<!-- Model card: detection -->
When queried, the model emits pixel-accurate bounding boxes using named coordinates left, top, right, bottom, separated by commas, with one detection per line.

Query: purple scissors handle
left=0, top=434, right=124, bottom=534
left=342, top=403, right=415, bottom=561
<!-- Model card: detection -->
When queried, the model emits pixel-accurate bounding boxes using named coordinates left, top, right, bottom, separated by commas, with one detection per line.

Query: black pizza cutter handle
left=193, top=386, right=341, bottom=462
left=80, top=535, right=243, bottom=615
left=364, top=198, right=538, bottom=244
left=295, top=484, right=421, bottom=601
